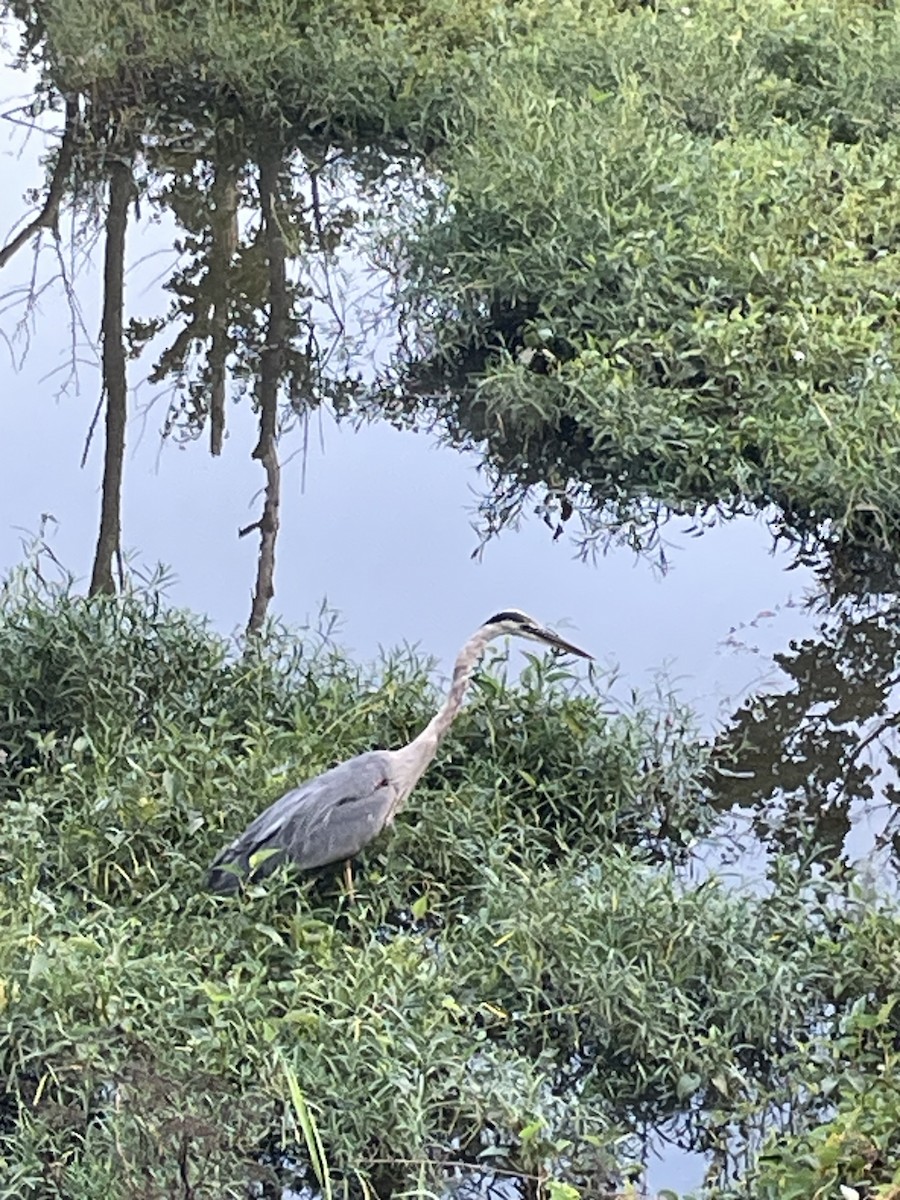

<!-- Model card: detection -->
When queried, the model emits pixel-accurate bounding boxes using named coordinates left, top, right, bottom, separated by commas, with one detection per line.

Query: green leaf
left=519, top=1118, right=543, bottom=1144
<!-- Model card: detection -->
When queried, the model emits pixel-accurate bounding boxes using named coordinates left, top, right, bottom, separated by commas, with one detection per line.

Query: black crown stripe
left=485, top=610, right=528, bottom=626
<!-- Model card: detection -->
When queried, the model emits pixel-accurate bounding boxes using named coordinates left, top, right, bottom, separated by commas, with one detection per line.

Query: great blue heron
left=207, top=609, right=591, bottom=894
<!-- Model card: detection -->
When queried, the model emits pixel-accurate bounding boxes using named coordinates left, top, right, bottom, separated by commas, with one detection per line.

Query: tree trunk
left=245, top=148, right=287, bottom=636
left=208, top=154, right=238, bottom=456
left=89, top=154, right=132, bottom=596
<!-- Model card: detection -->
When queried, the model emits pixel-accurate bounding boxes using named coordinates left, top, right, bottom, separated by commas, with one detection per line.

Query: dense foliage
left=390, top=0, right=900, bottom=547
left=9, top=0, right=533, bottom=147
left=0, top=566, right=898, bottom=1197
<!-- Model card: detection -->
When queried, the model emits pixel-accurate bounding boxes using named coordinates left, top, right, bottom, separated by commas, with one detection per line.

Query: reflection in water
left=710, top=547, right=900, bottom=873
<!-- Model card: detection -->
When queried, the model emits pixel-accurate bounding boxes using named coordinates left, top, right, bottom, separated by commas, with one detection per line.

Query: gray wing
left=207, top=751, right=396, bottom=893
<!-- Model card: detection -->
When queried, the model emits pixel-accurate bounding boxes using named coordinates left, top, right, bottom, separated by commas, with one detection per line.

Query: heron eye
left=376, top=778, right=390, bottom=790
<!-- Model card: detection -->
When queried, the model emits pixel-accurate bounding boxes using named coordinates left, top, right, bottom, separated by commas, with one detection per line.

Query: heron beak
left=531, top=624, right=593, bottom=660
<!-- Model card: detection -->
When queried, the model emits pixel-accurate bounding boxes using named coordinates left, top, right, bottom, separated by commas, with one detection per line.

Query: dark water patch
left=374, top=904, right=445, bottom=944
left=255, top=1141, right=320, bottom=1199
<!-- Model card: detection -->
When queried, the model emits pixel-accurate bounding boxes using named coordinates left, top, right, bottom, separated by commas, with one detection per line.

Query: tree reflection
left=1, top=102, right=385, bottom=631
left=711, top=547, right=900, bottom=869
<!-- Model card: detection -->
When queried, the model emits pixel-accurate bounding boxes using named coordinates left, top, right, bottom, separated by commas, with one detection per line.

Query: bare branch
left=0, top=97, right=80, bottom=271
left=80, top=393, right=105, bottom=468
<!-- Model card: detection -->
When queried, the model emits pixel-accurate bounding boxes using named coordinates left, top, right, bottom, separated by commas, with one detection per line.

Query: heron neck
left=399, top=626, right=492, bottom=778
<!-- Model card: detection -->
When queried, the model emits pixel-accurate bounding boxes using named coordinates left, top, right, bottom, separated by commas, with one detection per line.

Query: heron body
left=208, top=609, right=591, bottom=893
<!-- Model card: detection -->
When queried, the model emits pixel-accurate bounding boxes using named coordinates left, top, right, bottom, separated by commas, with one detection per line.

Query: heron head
left=483, top=609, right=592, bottom=659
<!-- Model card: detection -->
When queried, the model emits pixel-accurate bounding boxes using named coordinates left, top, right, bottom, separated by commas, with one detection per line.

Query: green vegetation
left=0, top=560, right=899, bottom=1197
left=12, top=0, right=521, bottom=145
left=391, top=0, right=900, bottom=548
left=751, top=991, right=900, bottom=1200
